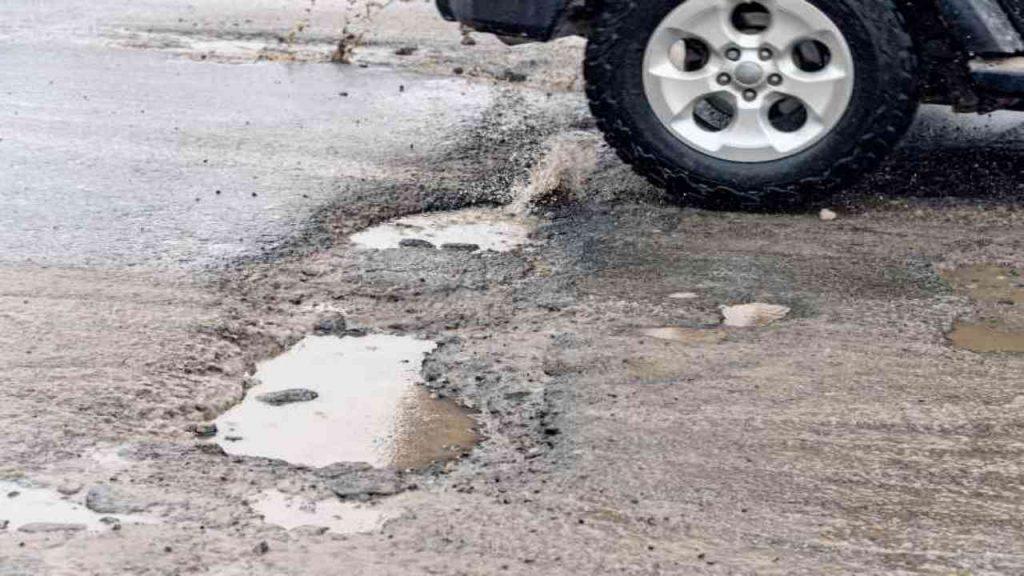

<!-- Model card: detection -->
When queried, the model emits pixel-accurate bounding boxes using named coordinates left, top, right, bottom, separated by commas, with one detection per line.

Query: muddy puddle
left=941, top=264, right=1024, bottom=305
left=349, top=208, right=535, bottom=252
left=215, top=335, right=479, bottom=469
left=252, top=489, right=396, bottom=535
left=948, top=323, right=1024, bottom=353
left=941, top=264, right=1024, bottom=353
left=0, top=481, right=155, bottom=532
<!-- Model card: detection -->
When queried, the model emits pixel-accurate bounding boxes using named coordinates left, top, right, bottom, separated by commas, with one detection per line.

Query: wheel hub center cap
left=734, top=62, right=764, bottom=86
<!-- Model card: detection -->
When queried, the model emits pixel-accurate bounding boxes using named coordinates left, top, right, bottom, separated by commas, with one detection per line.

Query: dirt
left=3, top=2, right=1024, bottom=575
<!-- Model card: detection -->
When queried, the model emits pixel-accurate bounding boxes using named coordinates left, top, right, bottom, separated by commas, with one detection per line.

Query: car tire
left=584, top=0, right=919, bottom=210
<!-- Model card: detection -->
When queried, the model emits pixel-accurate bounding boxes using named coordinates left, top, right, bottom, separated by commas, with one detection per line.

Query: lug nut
left=717, top=73, right=732, bottom=85
left=768, top=74, right=783, bottom=86
left=759, top=48, right=773, bottom=61
left=743, top=89, right=758, bottom=102
left=726, top=48, right=741, bottom=61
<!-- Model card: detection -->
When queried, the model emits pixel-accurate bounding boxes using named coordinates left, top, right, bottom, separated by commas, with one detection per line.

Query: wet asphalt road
left=3, top=0, right=1024, bottom=270
left=0, top=2, right=490, bottom=270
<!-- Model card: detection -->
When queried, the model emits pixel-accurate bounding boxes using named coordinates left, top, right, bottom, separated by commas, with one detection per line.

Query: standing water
left=215, top=335, right=479, bottom=469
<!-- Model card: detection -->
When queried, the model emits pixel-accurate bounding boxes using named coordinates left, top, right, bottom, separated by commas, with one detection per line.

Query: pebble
left=56, top=482, right=83, bottom=496
left=188, top=423, right=218, bottom=438
left=819, top=208, right=838, bottom=221
left=313, top=313, right=347, bottom=336
left=256, top=389, right=319, bottom=406
left=84, top=485, right=119, bottom=514
left=398, top=238, right=435, bottom=249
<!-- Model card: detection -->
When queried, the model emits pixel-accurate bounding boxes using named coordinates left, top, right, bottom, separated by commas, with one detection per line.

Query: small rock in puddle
left=349, top=208, right=535, bottom=252
left=215, top=334, right=479, bottom=469
left=441, top=242, right=480, bottom=252
left=251, top=489, right=395, bottom=535
left=256, top=388, right=319, bottom=406
left=398, top=238, right=435, bottom=249
left=642, top=327, right=726, bottom=345
left=720, top=303, right=790, bottom=327
left=0, top=481, right=156, bottom=532
left=948, top=322, right=1024, bottom=353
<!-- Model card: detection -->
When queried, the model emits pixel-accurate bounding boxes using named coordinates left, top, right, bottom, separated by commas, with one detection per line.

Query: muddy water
left=941, top=264, right=1024, bottom=305
left=350, top=208, right=535, bottom=252
left=941, top=264, right=1024, bottom=353
left=0, top=481, right=154, bottom=531
left=948, top=323, right=1024, bottom=353
left=215, top=335, right=479, bottom=469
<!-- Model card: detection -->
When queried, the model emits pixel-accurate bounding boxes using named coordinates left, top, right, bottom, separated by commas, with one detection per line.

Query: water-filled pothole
left=252, top=489, right=394, bottom=535
left=215, top=335, right=479, bottom=469
left=349, top=208, right=535, bottom=252
left=941, top=264, right=1024, bottom=353
left=948, top=322, right=1024, bottom=353
left=941, top=264, right=1024, bottom=305
left=0, top=481, right=155, bottom=532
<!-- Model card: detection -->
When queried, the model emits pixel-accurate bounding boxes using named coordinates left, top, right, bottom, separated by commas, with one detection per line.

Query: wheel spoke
left=670, top=4, right=740, bottom=53
left=777, top=67, right=848, bottom=118
left=760, top=4, right=828, bottom=51
left=721, top=104, right=773, bottom=151
left=647, top=67, right=719, bottom=116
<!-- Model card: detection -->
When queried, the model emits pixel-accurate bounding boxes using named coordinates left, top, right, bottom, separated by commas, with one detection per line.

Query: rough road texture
left=2, top=1, right=1024, bottom=575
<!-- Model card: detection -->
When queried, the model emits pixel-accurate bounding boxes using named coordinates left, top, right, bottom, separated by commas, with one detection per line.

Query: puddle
left=0, top=481, right=154, bottom=532
left=252, top=490, right=394, bottom=535
left=349, top=208, right=535, bottom=252
left=941, top=264, right=1024, bottom=353
left=641, top=327, right=726, bottom=345
left=948, top=322, right=1024, bottom=353
left=940, top=264, right=1024, bottom=305
left=215, top=335, right=479, bottom=469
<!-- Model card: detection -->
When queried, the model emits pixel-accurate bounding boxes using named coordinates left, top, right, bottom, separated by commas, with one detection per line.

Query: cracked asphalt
left=2, top=1, right=1024, bottom=575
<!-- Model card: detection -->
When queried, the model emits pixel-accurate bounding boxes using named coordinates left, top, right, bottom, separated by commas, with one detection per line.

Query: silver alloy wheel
left=642, top=0, right=855, bottom=162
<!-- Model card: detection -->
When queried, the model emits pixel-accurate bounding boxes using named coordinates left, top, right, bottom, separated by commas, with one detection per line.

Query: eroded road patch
left=941, top=263, right=1024, bottom=353
left=349, top=208, right=536, bottom=253
left=214, top=334, right=479, bottom=469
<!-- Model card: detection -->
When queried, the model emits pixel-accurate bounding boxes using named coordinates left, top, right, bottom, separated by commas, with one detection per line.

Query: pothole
left=948, top=322, right=1024, bottom=353
left=941, top=264, right=1024, bottom=353
left=940, top=264, right=1024, bottom=305
left=214, top=334, right=479, bottom=469
left=0, top=482, right=156, bottom=533
left=252, top=489, right=396, bottom=535
left=349, top=208, right=535, bottom=252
